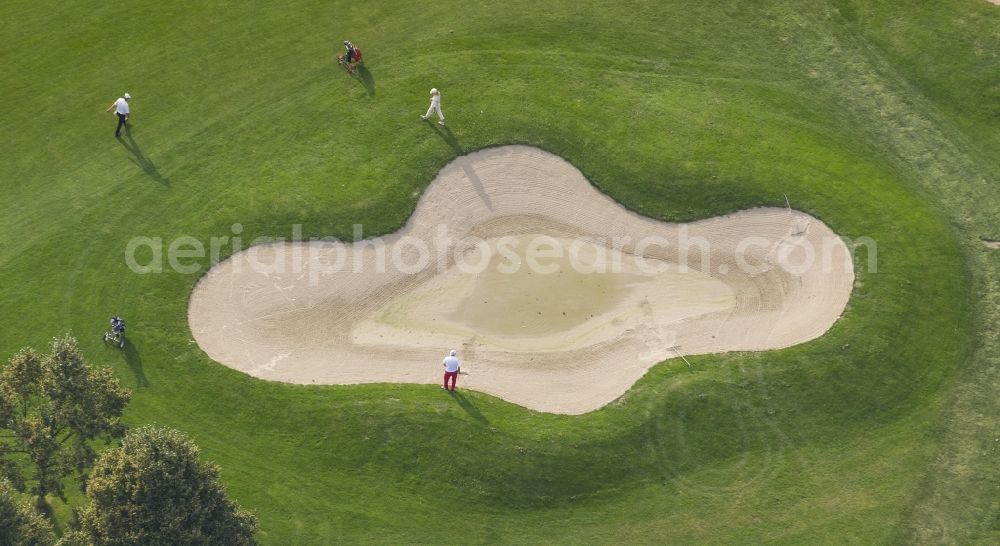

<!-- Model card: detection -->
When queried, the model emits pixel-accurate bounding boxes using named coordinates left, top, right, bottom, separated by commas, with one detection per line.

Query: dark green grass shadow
left=118, top=129, right=169, bottom=186
left=121, top=338, right=149, bottom=387
left=448, top=386, right=490, bottom=425
left=426, top=120, right=462, bottom=154
left=355, top=65, right=375, bottom=97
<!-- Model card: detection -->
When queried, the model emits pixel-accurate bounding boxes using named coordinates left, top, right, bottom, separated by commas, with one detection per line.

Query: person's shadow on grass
left=450, top=388, right=489, bottom=425
left=355, top=65, right=375, bottom=97
left=426, top=121, right=462, bottom=155
left=122, top=338, right=149, bottom=387
left=424, top=124, right=494, bottom=210
left=118, top=129, right=169, bottom=186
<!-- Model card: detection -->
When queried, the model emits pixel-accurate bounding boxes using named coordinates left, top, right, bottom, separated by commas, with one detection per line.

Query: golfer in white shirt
left=442, top=349, right=460, bottom=391
left=421, top=88, right=445, bottom=126
left=106, top=92, right=131, bottom=137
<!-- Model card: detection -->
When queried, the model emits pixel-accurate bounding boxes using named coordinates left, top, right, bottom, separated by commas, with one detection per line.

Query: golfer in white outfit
left=106, top=92, right=131, bottom=137
left=421, top=88, right=445, bottom=125
left=442, top=349, right=460, bottom=391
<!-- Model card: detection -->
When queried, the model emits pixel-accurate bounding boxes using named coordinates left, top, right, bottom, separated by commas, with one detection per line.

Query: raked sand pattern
left=188, top=146, right=854, bottom=414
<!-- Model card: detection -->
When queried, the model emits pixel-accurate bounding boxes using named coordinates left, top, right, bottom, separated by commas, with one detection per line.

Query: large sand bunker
left=189, top=146, right=854, bottom=414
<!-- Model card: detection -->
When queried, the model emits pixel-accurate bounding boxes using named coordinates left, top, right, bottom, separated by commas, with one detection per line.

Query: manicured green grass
left=1, top=0, right=997, bottom=543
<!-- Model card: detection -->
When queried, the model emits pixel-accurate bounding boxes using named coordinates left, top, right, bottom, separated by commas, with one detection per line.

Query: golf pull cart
left=103, top=315, right=126, bottom=349
left=337, top=42, right=363, bottom=73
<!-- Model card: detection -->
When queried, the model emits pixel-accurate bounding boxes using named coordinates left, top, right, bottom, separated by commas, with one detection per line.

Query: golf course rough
left=6, top=0, right=998, bottom=541
left=188, top=146, right=854, bottom=413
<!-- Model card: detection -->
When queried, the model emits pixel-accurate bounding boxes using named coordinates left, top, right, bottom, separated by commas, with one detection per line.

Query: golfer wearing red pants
left=442, top=349, right=460, bottom=391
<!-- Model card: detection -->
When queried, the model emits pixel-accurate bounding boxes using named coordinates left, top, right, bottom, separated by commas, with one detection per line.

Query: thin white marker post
left=668, top=346, right=692, bottom=369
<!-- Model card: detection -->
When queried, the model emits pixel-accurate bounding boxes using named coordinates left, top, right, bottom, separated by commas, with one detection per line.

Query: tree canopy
left=77, top=425, right=257, bottom=546
left=0, top=478, right=54, bottom=546
left=0, top=337, right=131, bottom=509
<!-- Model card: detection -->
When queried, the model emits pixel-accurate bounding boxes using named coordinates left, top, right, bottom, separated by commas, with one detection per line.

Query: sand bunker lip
left=188, top=145, right=854, bottom=414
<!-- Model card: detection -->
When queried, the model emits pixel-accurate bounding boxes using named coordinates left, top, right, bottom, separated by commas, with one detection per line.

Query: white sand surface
left=188, top=146, right=854, bottom=414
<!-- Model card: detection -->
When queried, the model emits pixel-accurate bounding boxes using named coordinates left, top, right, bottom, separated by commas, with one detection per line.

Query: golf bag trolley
left=337, top=42, right=363, bottom=73
left=103, top=315, right=126, bottom=349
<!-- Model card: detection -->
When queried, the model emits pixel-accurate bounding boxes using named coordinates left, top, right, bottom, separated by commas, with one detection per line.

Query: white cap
left=430, top=88, right=438, bottom=94
left=123, top=93, right=131, bottom=100
left=449, top=350, right=456, bottom=356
